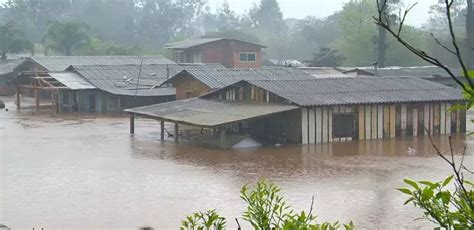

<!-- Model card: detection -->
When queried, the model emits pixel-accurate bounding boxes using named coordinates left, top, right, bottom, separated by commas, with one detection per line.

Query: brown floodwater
left=1, top=97, right=473, bottom=229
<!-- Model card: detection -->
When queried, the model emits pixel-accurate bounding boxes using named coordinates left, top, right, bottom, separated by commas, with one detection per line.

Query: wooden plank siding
left=365, top=106, right=371, bottom=140
left=315, top=108, right=322, bottom=143
left=300, top=102, right=461, bottom=144
left=301, top=108, right=309, bottom=144
left=358, top=106, right=365, bottom=140
left=383, top=106, right=390, bottom=138
left=390, top=105, right=396, bottom=138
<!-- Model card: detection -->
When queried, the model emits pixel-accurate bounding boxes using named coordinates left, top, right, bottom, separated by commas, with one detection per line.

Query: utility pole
left=377, top=0, right=388, bottom=68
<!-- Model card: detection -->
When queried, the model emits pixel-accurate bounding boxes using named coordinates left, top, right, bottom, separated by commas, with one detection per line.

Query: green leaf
left=421, top=188, right=434, bottom=202
left=403, top=197, right=415, bottom=205
left=397, top=188, right=413, bottom=195
left=404, top=179, right=420, bottom=190
left=419, top=181, right=436, bottom=187
left=442, top=175, right=454, bottom=187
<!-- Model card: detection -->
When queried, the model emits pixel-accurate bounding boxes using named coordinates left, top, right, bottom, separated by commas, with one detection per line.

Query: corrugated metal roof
left=297, top=67, right=349, bottom=78
left=103, top=87, right=176, bottom=97
left=18, top=55, right=176, bottom=71
left=341, top=66, right=461, bottom=78
left=69, top=63, right=224, bottom=96
left=125, top=98, right=298, bottom=127
left=246, top=77, right=463, bottom=106
left=72, top=63, right=225, bottom=89
left=168, top=67, right=317, bottom=89
left=165, top=38, right=266, bottom=49
left=49, top=72, right=96, bottom=90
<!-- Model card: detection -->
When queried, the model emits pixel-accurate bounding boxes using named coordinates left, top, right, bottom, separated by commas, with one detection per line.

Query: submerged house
left=8, top=55, right=223, bottom=113
left=162, top=67, right=333, bottom=100
left=166, top=38, right=266, bottom=68
left=126, top=77, right=465, bottom=148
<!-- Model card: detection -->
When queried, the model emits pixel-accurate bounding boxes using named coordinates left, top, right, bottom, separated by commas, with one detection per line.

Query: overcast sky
left=208, top=0, right=438, bottom=27
left=0, top=0, right=438, bottom=27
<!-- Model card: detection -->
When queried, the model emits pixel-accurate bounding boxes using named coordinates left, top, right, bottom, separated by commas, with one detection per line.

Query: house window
left=332, top=114, right=355, bottom=138
left=239, top=52, right=257, bottom=62
left=175, top=51, right=184, bottom=63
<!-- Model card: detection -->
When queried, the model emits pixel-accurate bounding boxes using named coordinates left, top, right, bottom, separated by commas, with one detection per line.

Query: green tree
left=250, top=0, right=283, bottom=32
left=0, top=22, right=33, bottom=60
left=43, top=21, right=90, bottom=56
left=337, top=0, right=425, bottom=66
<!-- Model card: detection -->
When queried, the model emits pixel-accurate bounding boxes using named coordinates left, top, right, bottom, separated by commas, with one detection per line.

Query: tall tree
left=250, top=0, right=283, bottom=32
left=0, top=22, right=33, bottom=60
left=43, top=21, right=90, bottom=56
left=467, top=0, right=473, bottom=69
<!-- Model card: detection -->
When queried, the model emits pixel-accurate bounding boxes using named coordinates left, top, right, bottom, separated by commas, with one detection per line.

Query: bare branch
left=444, top=0, right=474, bottom=87
left=430, top=33, right=457, bottom=55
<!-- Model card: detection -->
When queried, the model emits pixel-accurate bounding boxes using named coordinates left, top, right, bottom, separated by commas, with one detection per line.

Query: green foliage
left=180, top=209, right=226, bottom=230
left=77, top=37, right=143, bottom=56
left=43, top=21, right=90, bottom=56
left=398, top=176, right=474, bottom=228
left=0, top=22, right=33, bottom=60
left=181, top=180, right=354, bottom=230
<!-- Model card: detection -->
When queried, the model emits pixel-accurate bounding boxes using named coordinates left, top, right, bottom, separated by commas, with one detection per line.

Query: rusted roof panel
left=125, top=98, right=299, bottom=127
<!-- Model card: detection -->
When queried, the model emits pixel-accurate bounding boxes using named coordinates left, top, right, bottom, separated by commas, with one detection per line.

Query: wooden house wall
left=169, top=73, right=212, bottom=100
left=213, top=83, right=466, bottom=144
left=301, top=103, right=466, bottom=144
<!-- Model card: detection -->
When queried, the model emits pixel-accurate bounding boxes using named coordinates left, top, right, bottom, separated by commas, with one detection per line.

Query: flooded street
left=1, top=98, right=473, bottom=229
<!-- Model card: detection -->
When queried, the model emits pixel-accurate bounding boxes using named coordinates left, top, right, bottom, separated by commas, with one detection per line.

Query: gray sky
left=208, top=0, right=438, bottom=27
left=0, top=0, right=438, bottom=27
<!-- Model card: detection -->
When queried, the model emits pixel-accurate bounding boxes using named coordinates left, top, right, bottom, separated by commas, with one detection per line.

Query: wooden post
left=35, top=88, right=40, bottom=112
left=160, top=120, right=165, bottom=141
left=220, top=128, right=226, bottom=149
left=51, top=90, right=56, bottom=115
left=130, top=114, right=135, bottom=134
left=174, top=122, right=179, bottom=142
left=15, top=86, right=21, bottom=109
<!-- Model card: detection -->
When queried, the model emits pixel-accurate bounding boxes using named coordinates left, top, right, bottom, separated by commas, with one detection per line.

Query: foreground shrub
left=181, top=180, right=354, bottom=230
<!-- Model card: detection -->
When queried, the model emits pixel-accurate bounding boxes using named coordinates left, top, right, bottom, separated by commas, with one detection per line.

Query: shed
left=126, top=76, right=466, bottom=148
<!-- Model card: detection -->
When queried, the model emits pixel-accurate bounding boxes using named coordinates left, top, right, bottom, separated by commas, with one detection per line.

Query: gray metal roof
left=16, top=55, right=176, bottom=72
left=49, top=72, right=96, bottom=90
left=165, top=38, right=266, bottom=49
left=167, top=67, right=317, bottom=89
left=341, top=66, right=461, bottom=78
left=103, top=87, right=176, bottom=97
left=71, top=63, right=225, bottom=89
left=245, top=77, right=464, bottom=106
left=69, top=63, right=224, bottom=96
left=125, top=98, right=298, bottom=127
left=297, top=67, right=348, bottom=78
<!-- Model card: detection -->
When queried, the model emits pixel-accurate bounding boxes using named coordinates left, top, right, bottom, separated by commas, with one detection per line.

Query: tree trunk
left=377, top=0, right=387, bottom=68
left=467, top=0, right=474, bottom=70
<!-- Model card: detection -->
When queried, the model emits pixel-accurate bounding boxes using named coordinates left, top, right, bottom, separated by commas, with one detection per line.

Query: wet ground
left=1, top=97, right=473, bottom=229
